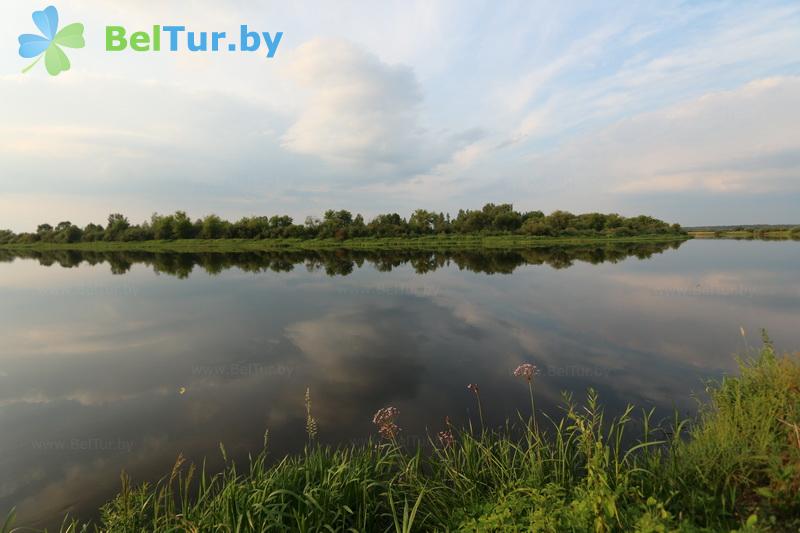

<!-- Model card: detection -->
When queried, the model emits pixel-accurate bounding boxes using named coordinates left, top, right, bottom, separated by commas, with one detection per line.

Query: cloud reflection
left=1, top=241, right=798, bottom=528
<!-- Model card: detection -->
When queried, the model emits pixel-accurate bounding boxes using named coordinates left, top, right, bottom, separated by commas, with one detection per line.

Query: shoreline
left=0, top=234, right=691, bottom=253
left=689, top=229, right=799, bottom=240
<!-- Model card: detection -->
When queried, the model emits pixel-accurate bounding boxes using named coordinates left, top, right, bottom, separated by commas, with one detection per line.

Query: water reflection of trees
left=0, top=241, right=684, bottom=278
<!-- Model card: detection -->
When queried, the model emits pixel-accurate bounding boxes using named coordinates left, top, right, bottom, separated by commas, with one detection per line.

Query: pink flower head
left=438, top=429, right=455, bottom=448
left=372, top=406, right=399, bottom=425
left=378, top=422, right=401, bottom=440
left=373, top=406, right=401, bottom=440
left=513, top=363, right=539, bottom=382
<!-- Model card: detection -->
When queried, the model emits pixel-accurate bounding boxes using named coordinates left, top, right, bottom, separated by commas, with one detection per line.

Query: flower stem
left=528, top=380, right=538, bottom=435
left=22, top=55, right=43, bottom=74
left=476, top=392, right=485, bottom=432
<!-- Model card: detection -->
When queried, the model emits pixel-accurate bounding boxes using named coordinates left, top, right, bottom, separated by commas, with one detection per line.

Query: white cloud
left=280, top=39, right=444, bottom=179
left=1, top=1, right=799, bottom=226
left=526, top=76, right=800, bottom=196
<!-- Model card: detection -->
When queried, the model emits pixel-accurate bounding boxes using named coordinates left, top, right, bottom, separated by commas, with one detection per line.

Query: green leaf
left=755, top=486, right=774, bottom=498
left=2, top=507, right=17, bottom=533
left=54, top=23, right=85, bottom=48
left=45, top=44, right=71, bottom=76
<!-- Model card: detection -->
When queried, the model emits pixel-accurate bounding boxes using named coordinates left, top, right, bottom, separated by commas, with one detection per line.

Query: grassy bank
left=0, top=234, right=690, bottom=253
left=689, top=229, right=799, bottom=240
left=5, top=338, right=798, bottom=532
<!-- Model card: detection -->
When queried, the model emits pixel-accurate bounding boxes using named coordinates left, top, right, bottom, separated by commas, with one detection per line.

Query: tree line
left=0, top=203, right=685, bottom=245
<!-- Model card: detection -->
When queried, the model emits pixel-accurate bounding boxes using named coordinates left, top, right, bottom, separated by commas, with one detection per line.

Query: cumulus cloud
left=1, top=1, right=799, bottom=226
left=281, top=39, right=442, bottom=179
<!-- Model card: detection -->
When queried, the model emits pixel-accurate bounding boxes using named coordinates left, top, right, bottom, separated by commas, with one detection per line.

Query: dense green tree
left=521, top=219, right=554, bottom=236
left=0, top=204, right=687, bottom=245
left=55, top=223, right=83, bottom=243
left=269, top=215, right=294, bottom=236
left=368, top=213, right=408, bottom=237
left=82, top=223, right=105, bottom=242
left=547, top=210, right=575, bottom=232
left=173, top=211, right=195, bottom=239
left=105, top=214, right=130, bottom=241
left=231, top=216, right=267, bottom=239
left=200, top=214, right=226, bottom=239
left=121, top=226, right=152, bottom=241
left=151, top=213, right=176, bottom=240
left=319, top=210, right=354, bottom=239
left=409, top=209, right=436, bottom=235
left=492, top=210, right=522, bottom=231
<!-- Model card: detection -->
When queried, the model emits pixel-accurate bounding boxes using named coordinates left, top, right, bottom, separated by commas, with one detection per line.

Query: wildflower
left=373, top=406, right=401, bottom=440
left=467, top=383, right=479, bottom=394
left=514, top=364, right=540, bottom=433
left=438, top=429, right=455, bottom=448
left=178, top=387, right=187, bottom=395
left=378, top=422, right=400, bottom=440
left=513, top=363, right=539, bottom=383
left=740, top=326, right=746, bottom=338
left=373, top=406, right=400, bottom=425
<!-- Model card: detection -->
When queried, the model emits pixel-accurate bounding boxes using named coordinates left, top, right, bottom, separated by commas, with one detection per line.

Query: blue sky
left=1, top=0, right=799, bottom=231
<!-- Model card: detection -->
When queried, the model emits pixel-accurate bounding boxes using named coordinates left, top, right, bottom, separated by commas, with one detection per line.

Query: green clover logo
left=18, top=6, right=85, bottom=76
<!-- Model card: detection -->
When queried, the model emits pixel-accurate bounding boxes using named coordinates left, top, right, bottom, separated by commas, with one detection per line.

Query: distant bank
left=687, top=225, right=800, bottom=240
left=0, top=234, right=691, bottom=253
left=0, top=204, right=687, bottom=250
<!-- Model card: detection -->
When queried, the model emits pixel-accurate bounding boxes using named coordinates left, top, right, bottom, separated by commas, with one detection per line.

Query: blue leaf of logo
left=32, top=6, right=59, bottom=40
left=18, top=34, right=51, bottom=58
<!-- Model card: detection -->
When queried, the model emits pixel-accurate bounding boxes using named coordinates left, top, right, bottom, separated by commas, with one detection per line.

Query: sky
left=1, top=0, right=799, bottom=231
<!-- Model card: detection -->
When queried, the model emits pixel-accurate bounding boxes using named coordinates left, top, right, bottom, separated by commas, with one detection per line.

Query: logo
left=18, top=6, right=85, bottom=76
left=15, top=6, right=282, bottom=75
left=105, top=26, right=282, bottom=57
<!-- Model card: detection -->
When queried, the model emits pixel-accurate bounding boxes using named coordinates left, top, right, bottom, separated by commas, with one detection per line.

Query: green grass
left=0, top=234, right=690, bottom=253
left=4, top=338, right=798, bottom=532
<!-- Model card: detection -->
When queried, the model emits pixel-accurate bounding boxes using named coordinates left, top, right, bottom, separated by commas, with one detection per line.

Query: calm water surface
left=1, top=240, right=799, bottom=527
